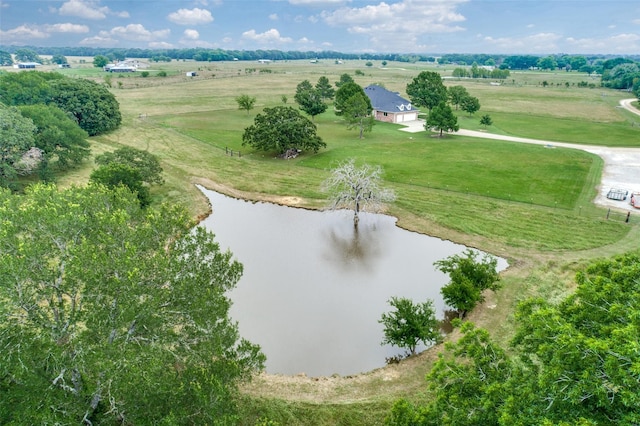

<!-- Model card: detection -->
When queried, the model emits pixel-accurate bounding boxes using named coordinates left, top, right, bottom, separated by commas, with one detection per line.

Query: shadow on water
left=197, top=186, right=507, bottom=377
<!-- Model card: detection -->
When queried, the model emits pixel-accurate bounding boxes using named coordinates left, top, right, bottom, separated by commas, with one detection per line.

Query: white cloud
left=149, top=41, right=174, bottom=49
left=195, top=0, right=223, bottom=5
left=181, top=39, right=216, bottom=48
left=242, top=28, right=293, bottom=44
left=289, top=0, right=349, bottom=4
left=109, top=24, right=170, bottom=42
left=168, top=8, right=214, bottom=25
left=58, top=0, right=128, bottom=20
left=79, top=34, right=117, bottom=46
left=269, top=13, right=279, bottom=20
left=222, top=36, right=232, bottom=43
left=633, top=19, right=640, bottom=25
left=183, top=29, right=200, bottom=40
left=320, top=0, right=468, bottom=51
left=482, top=32, right=562, bottom=53
left=45, top=23, right=90, bottom=33
left=566, top=33, right=640, bottom=54
left=0, top=25, right=49, bottom=42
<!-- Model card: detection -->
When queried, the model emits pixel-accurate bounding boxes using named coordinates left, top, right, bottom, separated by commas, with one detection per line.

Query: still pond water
left=198, top=186, right=507, bottom=377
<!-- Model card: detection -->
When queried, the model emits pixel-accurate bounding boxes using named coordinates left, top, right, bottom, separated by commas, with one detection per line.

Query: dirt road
left=401, top=98, right=640, bottom=211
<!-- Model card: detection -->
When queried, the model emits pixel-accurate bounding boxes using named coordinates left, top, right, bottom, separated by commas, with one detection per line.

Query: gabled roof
left=364, top=85, right=417, bottom=113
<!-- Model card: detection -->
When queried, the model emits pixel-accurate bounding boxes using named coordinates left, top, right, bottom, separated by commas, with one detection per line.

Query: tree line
left=0, top=45, right=436, bottom=64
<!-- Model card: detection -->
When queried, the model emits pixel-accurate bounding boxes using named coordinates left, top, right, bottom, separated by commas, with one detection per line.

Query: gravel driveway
left=400, top=99, right=640, bottom=212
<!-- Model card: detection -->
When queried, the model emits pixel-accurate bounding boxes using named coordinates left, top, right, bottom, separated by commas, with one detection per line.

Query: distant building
left=104, top=59, right=147, bottom=72
left=108, top=66, right=136, bottom=73
left=186, top=71, right=197, bottom=77
left=14, top=62, right=39, bottom=69
left=58, top=63, right=71, bottom=68
left=364, top=85, right=419, bottom=124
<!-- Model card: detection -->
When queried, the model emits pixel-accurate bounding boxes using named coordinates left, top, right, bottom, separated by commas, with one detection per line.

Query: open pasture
left=77, top=59, right=634, bottom=252
left=100, top=59, right=640, bottom=144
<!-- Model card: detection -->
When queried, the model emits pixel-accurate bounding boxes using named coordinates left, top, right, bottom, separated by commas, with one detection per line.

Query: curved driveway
left=400, top=99, right=640, bottom=211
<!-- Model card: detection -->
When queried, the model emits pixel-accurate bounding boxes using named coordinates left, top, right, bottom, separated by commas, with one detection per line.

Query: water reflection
left=322, top=214, right=385, bottom=272
left=197, top=186, right=507, bottom=377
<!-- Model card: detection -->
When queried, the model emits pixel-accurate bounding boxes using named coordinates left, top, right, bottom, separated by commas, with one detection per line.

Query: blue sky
left=1, top=0, right=639, bottom=54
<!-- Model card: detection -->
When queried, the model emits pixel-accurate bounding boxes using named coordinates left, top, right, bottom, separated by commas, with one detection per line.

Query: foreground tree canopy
left=0, top=184, right=265, bottom=424
left=242, top=106, right=326, bottom=155
left=387, top=252, right=640, bottom=426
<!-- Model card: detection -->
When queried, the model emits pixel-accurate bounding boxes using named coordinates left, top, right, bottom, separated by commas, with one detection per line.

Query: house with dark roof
left=364, top=85, right=419, bottom=124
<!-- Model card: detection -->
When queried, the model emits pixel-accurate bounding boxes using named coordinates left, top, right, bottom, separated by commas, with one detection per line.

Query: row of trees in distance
left=2, top=45, right=637, bottom=70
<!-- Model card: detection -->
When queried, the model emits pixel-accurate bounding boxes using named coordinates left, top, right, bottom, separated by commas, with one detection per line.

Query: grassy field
left=48, top=58, right=640, bottom=424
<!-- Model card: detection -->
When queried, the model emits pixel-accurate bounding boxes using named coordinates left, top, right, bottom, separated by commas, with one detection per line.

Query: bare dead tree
left=323, top=159, right=396, bottom=228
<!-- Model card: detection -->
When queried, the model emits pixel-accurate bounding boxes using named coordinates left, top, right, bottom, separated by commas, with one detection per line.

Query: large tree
left=0, top=70, right=62, bottom=106
left=425, top=102, right=459, bottom=137
left=0, top=106, right=37, bottom=189
left=0, top=184, right=265, bottom=424
left=95, top=146, right=164, bottom=186
left=335, top=73, right=355, bottom=88
left=51, top=54, right=68, bottom=65
left=242, top=106, right=326, bottom=155
left=49, top=78, right=122, bottom=136
left=460, top=95, right=481, bottom=116
left=315, top=76, right=335, bottom=101
left=235, top=94, right=257, bottom=115
left=334, top=81, right=368, bottom=116
left=294, top=79, right=327, bottom=120
left=18, top=104, right=90, bottom=177
left=0, top=50, right=13, bottom=66
left=14, top=48, right=42, bottom=63
left=379, top=297, right=441, bottom=355
left=322, top=158, right=396, bottom=228
left=406, top=71, right=448, bottom=111
left=93, top=55, right=109, bottom=68
left=447, top=85, right=469, bottom=110
left=342, top=90, right=375, bottom=139
left=90, top=163, right=152, bottom=208
left=434, top=249, right=500, bottom=318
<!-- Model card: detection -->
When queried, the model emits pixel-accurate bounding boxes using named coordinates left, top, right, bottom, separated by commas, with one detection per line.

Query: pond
left=198, top=186, right=508, bottom=377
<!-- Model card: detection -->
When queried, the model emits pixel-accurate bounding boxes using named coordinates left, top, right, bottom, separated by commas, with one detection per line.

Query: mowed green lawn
left=160, top=109, right=593, bottom=209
